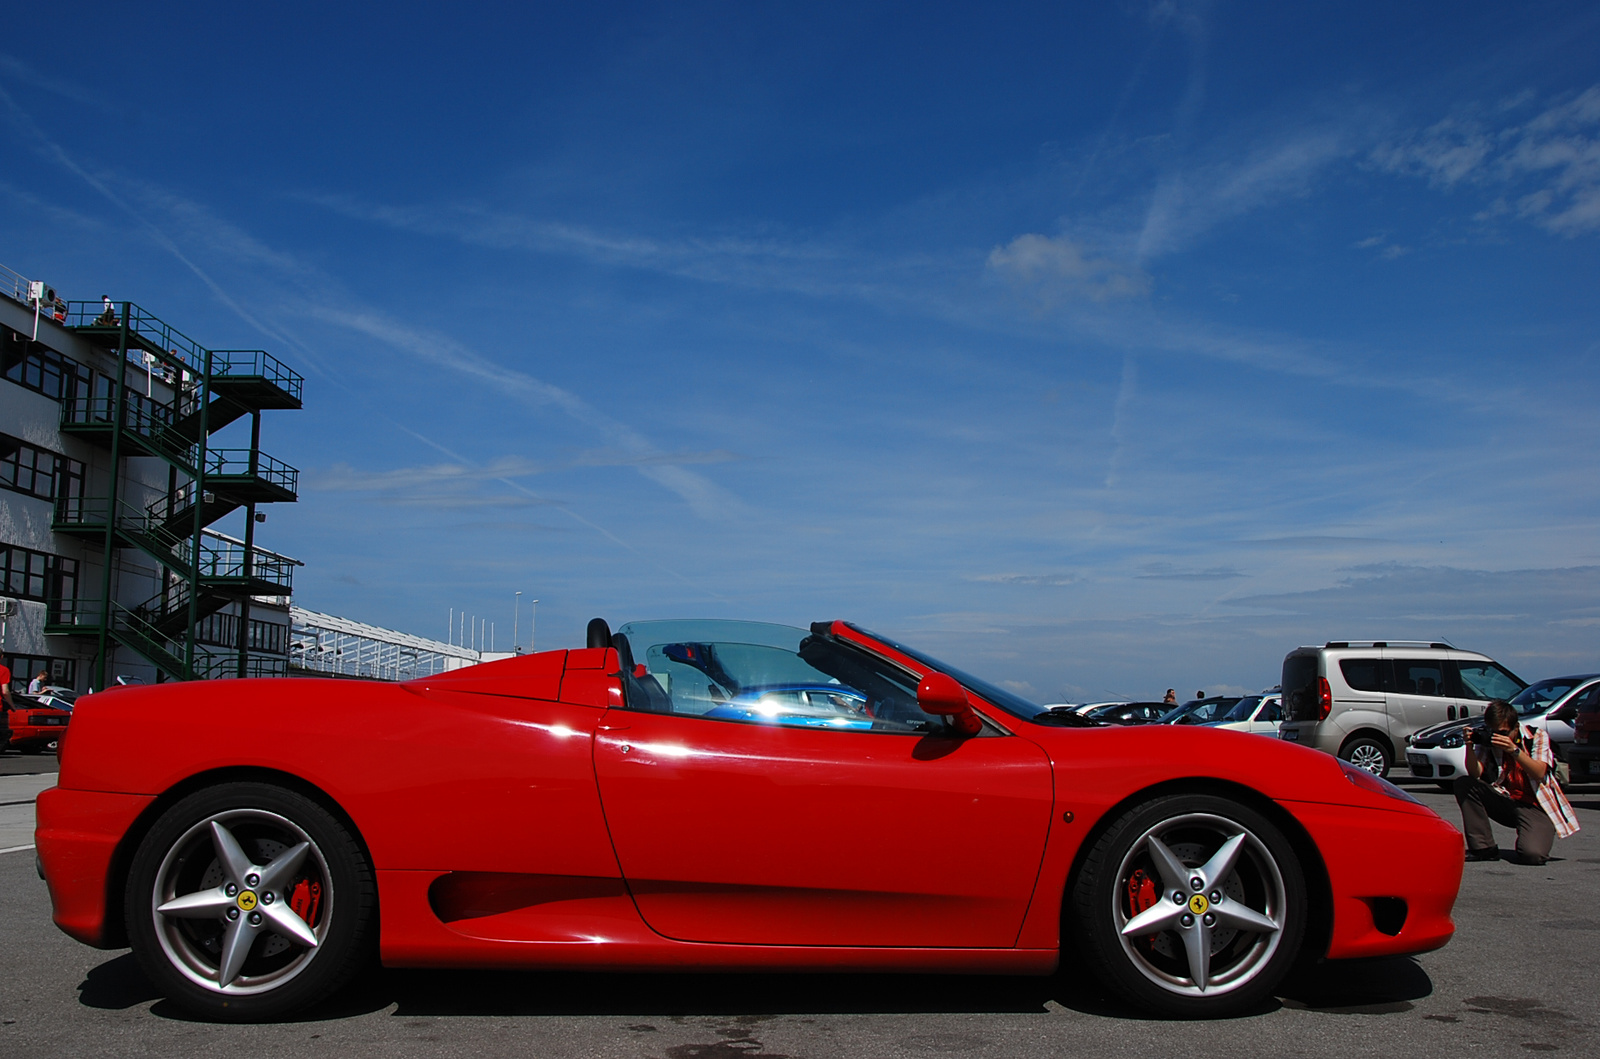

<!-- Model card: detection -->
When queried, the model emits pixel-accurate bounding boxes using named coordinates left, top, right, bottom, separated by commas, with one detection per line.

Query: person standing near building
left=28, top=669, right=49, bottom=695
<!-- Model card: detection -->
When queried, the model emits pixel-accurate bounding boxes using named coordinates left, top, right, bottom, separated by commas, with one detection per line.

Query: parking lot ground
left=1, top=776, right=1596, bottom=1058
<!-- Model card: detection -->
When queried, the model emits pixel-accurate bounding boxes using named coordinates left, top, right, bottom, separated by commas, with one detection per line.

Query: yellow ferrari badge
left=1188, top=893, right=1209, bottom=915
left=237, top=891, right=258, bottom=912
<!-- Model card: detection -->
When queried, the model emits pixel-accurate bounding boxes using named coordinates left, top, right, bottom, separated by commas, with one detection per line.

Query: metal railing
left=203, top=449, right=299, bottom=492
left=53, top=497, right=295, bottom=592
left=211, top=349, right=304, bottom=402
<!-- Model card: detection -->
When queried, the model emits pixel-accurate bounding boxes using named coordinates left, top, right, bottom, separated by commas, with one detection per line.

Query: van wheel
left=1339, top=736, right=1391, bottom=777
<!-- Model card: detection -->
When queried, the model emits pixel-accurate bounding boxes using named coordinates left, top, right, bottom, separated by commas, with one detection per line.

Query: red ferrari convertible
left=36, top=619, right=1464, bottom=1020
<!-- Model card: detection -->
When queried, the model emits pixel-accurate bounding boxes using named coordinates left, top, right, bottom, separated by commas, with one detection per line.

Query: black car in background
left=1084, top=701, right=1172, bottom=725
left=1158, top=696, right=1243, bottom=725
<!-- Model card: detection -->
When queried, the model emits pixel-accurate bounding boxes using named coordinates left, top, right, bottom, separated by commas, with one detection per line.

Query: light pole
left=514, top=591, right=521, bottom=653
left=530, top=599, right=539, bottom=653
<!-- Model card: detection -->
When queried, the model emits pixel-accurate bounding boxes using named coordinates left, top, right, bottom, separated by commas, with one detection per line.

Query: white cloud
left=1372, top=85, right=1600, bottom=235
left=987, top=232, right=1150, bottom=302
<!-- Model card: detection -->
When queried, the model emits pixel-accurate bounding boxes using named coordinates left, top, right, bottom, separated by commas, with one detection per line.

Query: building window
left=2, top=327, right=92, bottom=402
left=194, top=613, right=288, bottom=655
left=0, top=545, right=78, bottom=604
left=0, top=431, right=86, bottom=503
left=3, top=653, right=78, bottom=694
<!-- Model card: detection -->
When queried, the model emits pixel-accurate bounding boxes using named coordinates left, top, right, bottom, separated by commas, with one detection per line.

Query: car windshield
left=615, top=620, right=935, bottom=733
left=1218, top=696, right=1261, bottom=723
left=1086, top=703, right=1133, bottom=720
left=1510, top=678, right=1588, bottom=716
left=841, top=624, right=1045, bottom=720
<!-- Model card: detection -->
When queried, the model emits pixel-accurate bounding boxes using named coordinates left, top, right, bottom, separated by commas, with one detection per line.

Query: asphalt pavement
left=1, top=760, right=1595, bottom=1058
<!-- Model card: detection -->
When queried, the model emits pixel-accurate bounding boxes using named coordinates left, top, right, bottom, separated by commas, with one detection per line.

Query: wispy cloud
left=966, top=572, right=1081, bottom=586
left=302, top=306, right=747, bottom=521
left=1136, top=129, right=1354, bottom=260
left=987, top=233, right=1150, bottom=302
left=1372, top=85, right=1600, bottom=235
left=0, top=53, right=114, bottom=110
left=1137, top=562, right=1246, bottom=581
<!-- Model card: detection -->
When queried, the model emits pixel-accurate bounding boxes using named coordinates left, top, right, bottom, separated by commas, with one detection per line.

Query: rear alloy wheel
left=125, top=782, right=373, bottom=1021
left=1071, top=794, right=1306, bottom=1018
left=1339, top=737, right=1392, bottom=778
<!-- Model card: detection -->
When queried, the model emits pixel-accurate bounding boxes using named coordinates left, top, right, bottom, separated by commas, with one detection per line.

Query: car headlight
left=1339, top=761, right=1422, bottom=804
left=1440, top=731, right=1465, bottom=749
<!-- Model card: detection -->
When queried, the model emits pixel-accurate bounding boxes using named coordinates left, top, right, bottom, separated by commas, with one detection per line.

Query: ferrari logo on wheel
left=236, top=891, right=258, bottom=912
left=1188, top=893, right=1209, bottom=915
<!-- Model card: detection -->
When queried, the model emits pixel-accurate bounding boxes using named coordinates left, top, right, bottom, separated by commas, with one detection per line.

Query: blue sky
left=3, top=1, right=1598, bottom=700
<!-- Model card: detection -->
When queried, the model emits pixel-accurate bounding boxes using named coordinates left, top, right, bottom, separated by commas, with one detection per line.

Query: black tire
left=19, top=745, right=43, bottom=755
left=1339, top=735, right=1392, bottom=778
left=124, top=782, right=374, bottom=1021
left=1069, top=794, right=1307, bottom=1018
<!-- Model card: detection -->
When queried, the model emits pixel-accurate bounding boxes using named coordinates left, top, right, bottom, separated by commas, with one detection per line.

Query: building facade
left=2, top=263, right=301, bottom=692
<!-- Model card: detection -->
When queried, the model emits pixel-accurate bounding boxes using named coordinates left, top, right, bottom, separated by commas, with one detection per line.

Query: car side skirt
left=377, top=869, right=1060, bottom=974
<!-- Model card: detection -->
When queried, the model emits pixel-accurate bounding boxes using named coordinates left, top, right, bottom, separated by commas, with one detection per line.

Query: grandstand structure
left=289, top=607, right=487, bottom=681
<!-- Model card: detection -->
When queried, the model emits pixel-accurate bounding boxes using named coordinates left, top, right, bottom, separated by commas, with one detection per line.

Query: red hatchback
left=36, top=618, right=1466, bottom=1022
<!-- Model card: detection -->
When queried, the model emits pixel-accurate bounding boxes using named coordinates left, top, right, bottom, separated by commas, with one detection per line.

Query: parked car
left=33, top=686, right=78, bottom=712
left=1405, top=674, right=1598, bottom=788
left=1158, top=696, right=1242, bottom=726
left=38, top=616, right=1466, bottom=1021
left=1203, top=690, right=1284, bottom=736
left=4, top=693, right=72, bottom=754
left=1555, top=680, right=1600, bottom=783
left=1040, top=701, right=1123, bottom=717
left=1279, top=640, right=1526, bottom=777
left=1083, top=701, right=1171, bottom=725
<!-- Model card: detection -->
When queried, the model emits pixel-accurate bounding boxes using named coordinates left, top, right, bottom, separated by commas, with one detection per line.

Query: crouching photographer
left=1455, top=700, right=1579, bottom=864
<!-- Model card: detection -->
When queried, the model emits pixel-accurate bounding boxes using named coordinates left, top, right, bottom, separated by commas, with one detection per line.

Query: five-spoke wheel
left=1072, top=794, right=1306, bottom=1017
left=126, top=783, right=373, bottom=1020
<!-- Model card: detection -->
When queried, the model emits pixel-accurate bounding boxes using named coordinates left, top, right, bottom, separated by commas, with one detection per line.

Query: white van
left=1278, top=641, right=1525, bottom=777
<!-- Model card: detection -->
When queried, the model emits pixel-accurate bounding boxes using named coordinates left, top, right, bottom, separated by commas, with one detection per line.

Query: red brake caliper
left=1127, top=868, right=1157, bottom=950
left=289, top=878, right=322, bottom=927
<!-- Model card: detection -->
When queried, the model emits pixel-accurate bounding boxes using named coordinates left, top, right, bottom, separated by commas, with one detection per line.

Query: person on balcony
left=94, top=295, right=118, bottom=326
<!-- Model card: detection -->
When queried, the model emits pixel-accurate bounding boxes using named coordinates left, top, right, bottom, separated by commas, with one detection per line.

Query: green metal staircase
left=45, top=301, right=303, bottom=685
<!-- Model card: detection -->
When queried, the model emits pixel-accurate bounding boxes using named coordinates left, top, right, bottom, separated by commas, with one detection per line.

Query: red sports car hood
left=1019, top=720, right=1436, bottom=817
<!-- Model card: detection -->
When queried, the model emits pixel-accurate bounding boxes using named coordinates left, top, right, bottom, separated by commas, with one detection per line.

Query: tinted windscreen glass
left=1282, top=654, right=1318, bottom=721
left=1339, top=658, right=1386, bottom=693
left=1456, top=662, right=1525, bottom=702
left=1220, top=696, right=1261, bottom=723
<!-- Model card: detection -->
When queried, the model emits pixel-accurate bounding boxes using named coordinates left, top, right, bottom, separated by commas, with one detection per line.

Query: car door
left=590, top=623, right=1055, bottom=949
left=1383, top=653, right=1451, bottom=743
left=1544, top=681, right=1600, bottom=759
left=593, top=712, right=1053, bottom=948
left=1248, top=695, right=1283, bottom=736
left=1450, top=655, right=1527, bottom=721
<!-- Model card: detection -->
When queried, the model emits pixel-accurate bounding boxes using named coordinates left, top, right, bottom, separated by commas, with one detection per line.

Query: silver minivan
left=1279, top=641, right=1525, bottom=777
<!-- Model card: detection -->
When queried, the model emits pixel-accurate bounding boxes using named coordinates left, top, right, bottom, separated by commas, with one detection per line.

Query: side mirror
left=917, top=673, right=981, bottom=736
left=1549, top=704, right=1575, bottom=723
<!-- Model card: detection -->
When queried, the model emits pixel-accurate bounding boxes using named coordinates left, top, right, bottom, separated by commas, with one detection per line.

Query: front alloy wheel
left=126, top=783, right=373, bottom=1020
left=1072, top=795, right=1306, bottom=1017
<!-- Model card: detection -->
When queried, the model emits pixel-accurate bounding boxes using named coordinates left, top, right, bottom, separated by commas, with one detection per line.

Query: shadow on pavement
left=1278, top=956, right=1433, bottom=1014
left=77, top=953, right=163, bottom=1009
left=82, top=950, right=1434, bottom=1023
